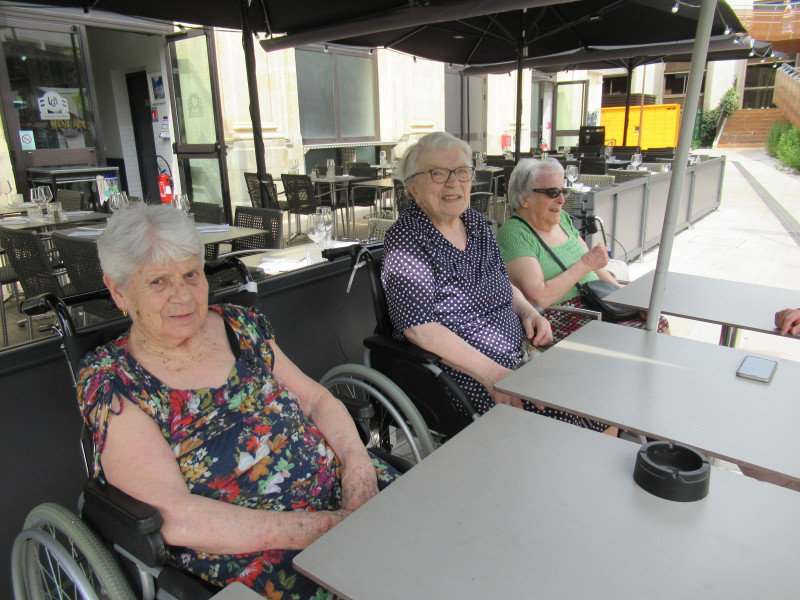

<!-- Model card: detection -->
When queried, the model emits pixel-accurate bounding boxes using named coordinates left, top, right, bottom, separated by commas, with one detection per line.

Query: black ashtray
left=633, top=441, right=710, bottom=502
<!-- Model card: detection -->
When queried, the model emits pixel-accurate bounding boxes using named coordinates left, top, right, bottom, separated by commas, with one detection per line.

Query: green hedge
left=767, top=120, right=794, bottom=157
left=776, top=124, right=800, bottom=173
left=695, top=87, right=741, bottom=148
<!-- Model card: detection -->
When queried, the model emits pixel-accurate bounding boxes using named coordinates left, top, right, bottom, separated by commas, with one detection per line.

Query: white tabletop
left=495, top=320, right=800, bottom=484
left=605, top=271, right=798, bottom=338
left=294, top=405, right=800, bottom=599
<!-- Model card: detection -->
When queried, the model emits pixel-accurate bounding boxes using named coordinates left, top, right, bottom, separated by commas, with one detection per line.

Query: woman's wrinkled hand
left=579, top=244, right=610, bottom=271
left=340, top=461, right=379, bottom=512
left=775, top=308, right=800, bottom=336
left=522, top=312, right=553, bottom=347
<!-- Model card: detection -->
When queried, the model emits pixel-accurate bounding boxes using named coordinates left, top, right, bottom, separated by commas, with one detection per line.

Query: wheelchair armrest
left=81, top=479, right=166, bottom=568
left=364, top=334, right=441, bottom=364
left=20, top=293, right=62, bottom=316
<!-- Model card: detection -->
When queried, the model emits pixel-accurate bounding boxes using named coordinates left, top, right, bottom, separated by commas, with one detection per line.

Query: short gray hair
left=507, top=158, right=565, bottom=209
left=98, top=202, right=205, bottom=286
left=397, top=132, right=473, bottom=191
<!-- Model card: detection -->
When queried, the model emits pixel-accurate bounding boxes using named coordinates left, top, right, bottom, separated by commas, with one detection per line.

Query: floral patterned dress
left=77, top=304, right=397, bottom=599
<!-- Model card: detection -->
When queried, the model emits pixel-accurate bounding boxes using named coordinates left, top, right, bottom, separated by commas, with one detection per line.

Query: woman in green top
left=496, top=158, right=669, bottom=342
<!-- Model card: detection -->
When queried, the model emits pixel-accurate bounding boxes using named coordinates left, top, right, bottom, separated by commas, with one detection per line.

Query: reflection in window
left=296, top=47, right=377, bottom=143
left=1, top=27, right=96, bottom=150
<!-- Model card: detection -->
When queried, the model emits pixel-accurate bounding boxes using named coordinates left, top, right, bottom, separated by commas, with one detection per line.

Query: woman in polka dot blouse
left=382, top=132, right=610, bottom=433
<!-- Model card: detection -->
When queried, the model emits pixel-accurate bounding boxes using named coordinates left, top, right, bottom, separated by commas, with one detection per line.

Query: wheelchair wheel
left=321, top=364, right=437, bottom=464
left=12, top=502, right=135, bottom=600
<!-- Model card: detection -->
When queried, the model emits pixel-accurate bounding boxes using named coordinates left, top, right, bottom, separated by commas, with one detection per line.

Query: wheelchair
left=11, top=256, right=417, bottom=600
left=318, top=243, right=607, bottom=462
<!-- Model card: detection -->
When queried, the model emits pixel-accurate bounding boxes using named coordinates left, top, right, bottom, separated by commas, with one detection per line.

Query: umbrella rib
left=524, top=0, right=627, bottom=48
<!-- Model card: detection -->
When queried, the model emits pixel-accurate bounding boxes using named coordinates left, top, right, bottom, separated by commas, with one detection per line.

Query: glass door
left=166, top=28, right=230, bottom=220
left=552, top=80, right=588, bottom=150
left=0, top=20, right=100, bottom=193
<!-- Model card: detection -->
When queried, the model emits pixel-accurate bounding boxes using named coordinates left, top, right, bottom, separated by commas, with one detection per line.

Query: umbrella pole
left=514, top=47, right=524, bottom=161
left=645, top=0, right=717, bottom=331
left=622, top=65, right=633, bottom=146
left=241, top=0, right=270, bottom=206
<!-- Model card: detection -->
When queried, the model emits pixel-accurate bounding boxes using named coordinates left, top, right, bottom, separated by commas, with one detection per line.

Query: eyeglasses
left=409, top=167, right=475, bottom=184
left=531, top=187, right=565, bottom=199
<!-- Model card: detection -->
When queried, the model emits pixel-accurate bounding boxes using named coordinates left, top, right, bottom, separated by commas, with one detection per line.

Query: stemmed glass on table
left=326, top=158, right=336, bottom=180
left=172, top=193, right=190, bottom=213
left=565, top=165, right=579, bottom=188
left=109, top=191, right=130, bottom=213
left=316, top=206, right=333, bottom=246
left=630, top=152, right=643, bottom=170
left=0, top=180, right=12, bottom=206
left=306, top=213, right=326, bottom=263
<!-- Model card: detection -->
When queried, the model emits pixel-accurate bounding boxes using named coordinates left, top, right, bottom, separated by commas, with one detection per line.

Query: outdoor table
left=0, top=210, right=107, bottom=231
left=369, top=164, right=393, bottom=178
left=55, top=222, right=264, bottom=247
left=27, top=165, right=120, bottom=211
left=606, top=158, right=632, bottom=169
left=239, top=240, right=358, bottom=276
left=604, top=271, right=799, bottom=346
left=0, top=203, right=36, bottom=217
left=348, top=177, right=394, bottom=220
left=294, top=404, right=800, bottom=600
left=494, top=320, right=800, bottom=486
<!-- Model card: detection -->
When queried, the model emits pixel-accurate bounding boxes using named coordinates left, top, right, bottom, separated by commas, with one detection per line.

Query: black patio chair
left=393, top=179, right=414, bottom=215
left=230, top=206, right=283, bottom=254
left=280, top=174, right=321, bottom=239
left=188, top=201, right=225, bottom=260
left=579, top=156, right=608, bottom=175
left=0, top=226, right=74, bottom=339
left=0, top=250, right=19, bottom=346
left=244, top=172, right=286, bottom=211
left=56, top=189, right=85, bottom=212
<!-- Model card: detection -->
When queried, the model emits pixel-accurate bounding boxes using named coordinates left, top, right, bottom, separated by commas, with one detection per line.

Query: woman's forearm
left=405, top=322, right=509, bottom=389
left=158, top=492, right=347, bottom=554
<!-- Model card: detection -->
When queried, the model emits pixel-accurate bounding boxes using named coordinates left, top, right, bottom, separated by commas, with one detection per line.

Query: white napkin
left=258, top=257, right=307, bottom=275
left=197, top=224, right=230, bottom=233
left=69, top=229, right=103, bottom=237
left=65, top=210, right=94, bottom=216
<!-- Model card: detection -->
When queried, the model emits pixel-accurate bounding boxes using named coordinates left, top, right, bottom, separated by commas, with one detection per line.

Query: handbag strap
left=510, top=214, right=585, bottom=295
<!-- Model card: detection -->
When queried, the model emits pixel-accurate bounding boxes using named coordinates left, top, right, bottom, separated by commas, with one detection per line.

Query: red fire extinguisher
left=156, top=155, right=173, bottom=204
left=158, top=171, right=173, bottom=204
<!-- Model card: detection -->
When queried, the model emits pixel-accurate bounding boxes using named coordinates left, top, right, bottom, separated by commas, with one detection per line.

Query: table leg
left=719, top=325, right=741, bottom=347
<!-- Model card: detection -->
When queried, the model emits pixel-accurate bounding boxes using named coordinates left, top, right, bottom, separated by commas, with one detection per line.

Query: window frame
left=295, top=43, right=380, bottom=145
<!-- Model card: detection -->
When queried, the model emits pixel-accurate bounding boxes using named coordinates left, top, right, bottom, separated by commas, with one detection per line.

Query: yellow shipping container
left=601, top=104, right=681, bottom=149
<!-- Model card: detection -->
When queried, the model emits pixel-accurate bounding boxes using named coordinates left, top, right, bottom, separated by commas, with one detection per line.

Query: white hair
left=97, top=202, right=204, bottom=286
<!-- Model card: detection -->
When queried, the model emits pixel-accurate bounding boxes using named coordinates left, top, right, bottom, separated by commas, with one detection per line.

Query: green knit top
left=496, top=210, right=598, bottom=304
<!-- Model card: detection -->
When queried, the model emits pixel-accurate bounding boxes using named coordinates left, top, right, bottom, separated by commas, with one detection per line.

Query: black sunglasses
left=531, top=187, right=565, bottom=199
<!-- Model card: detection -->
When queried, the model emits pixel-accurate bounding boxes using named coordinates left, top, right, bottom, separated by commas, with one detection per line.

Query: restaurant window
left=742, top=63, right=777, bottom=109
left=0, top=26, right=96, bottom=151
left=295, top=46, right=377, bottom=144
left=602, top=75, right=629, bottom=96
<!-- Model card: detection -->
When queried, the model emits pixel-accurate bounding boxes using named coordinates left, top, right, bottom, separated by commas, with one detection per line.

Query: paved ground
left=2, top=147, right=799, bottom=359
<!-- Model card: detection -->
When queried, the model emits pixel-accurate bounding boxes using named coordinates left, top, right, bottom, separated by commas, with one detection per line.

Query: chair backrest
left=51, top=232, right=123, bottom=320
left=57, top=189, right=85, bottom=212
left=641, top=162, right=667, bottom=173
left=244, top=172, right=280, bottom=210
left=281, top=174, right=318, bottom=212
left=473, top=168, right=493, bottom=186
left=642, top=147, right=675, bottom=161
left=610, top=146, right=641, bottom=160
left=579, top=156, right=607, bottom=175
left=393, top=179, right=414, bottom=214
left=578, top=125, right=605, bottom=147
left=314, top=164, right=343, bottom=177
left=608, top=168, right=649, bottom=183
left=577, top=174, right=615, bottom=188
left=232, top=206, right=283, bottom=250
left=349, top=166, right=378, bottom=179
left=0, top=226, right=68, bottom=299
left=469, top=192, right=491, bottom=215
left=367, top=218, right=395, bottom=242
left=188, top=201, right=224, bottom=224
left=349, top=162, right=370, bottom=170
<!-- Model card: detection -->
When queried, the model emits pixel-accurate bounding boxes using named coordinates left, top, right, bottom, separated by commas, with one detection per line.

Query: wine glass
left=565, top=165, right=579, bottom=188
left=604, top=146, right=613, bottom=160
left=0, top=180, right=12, bottom=206
left=631, top=153, right=642, bottom=170
left=41, top=186, right=54, bottom=204
left=326, top=158, right=336, bottom=180
left=30, top=187, right=43, bottom=205
left=306, top=214, right=325, bottom=261
left=316, top=206, right=333, bottom=245
left=379, top=150, right=387, bottom=167
left=108, top=192, right=125, bottom=213
left=172, top=194, right=190, bottom=212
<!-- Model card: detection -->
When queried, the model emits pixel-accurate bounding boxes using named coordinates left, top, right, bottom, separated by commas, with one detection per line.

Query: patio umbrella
left=462, top=35, right=774, bottom=145
left=299, top=0, right=746, bottom=159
